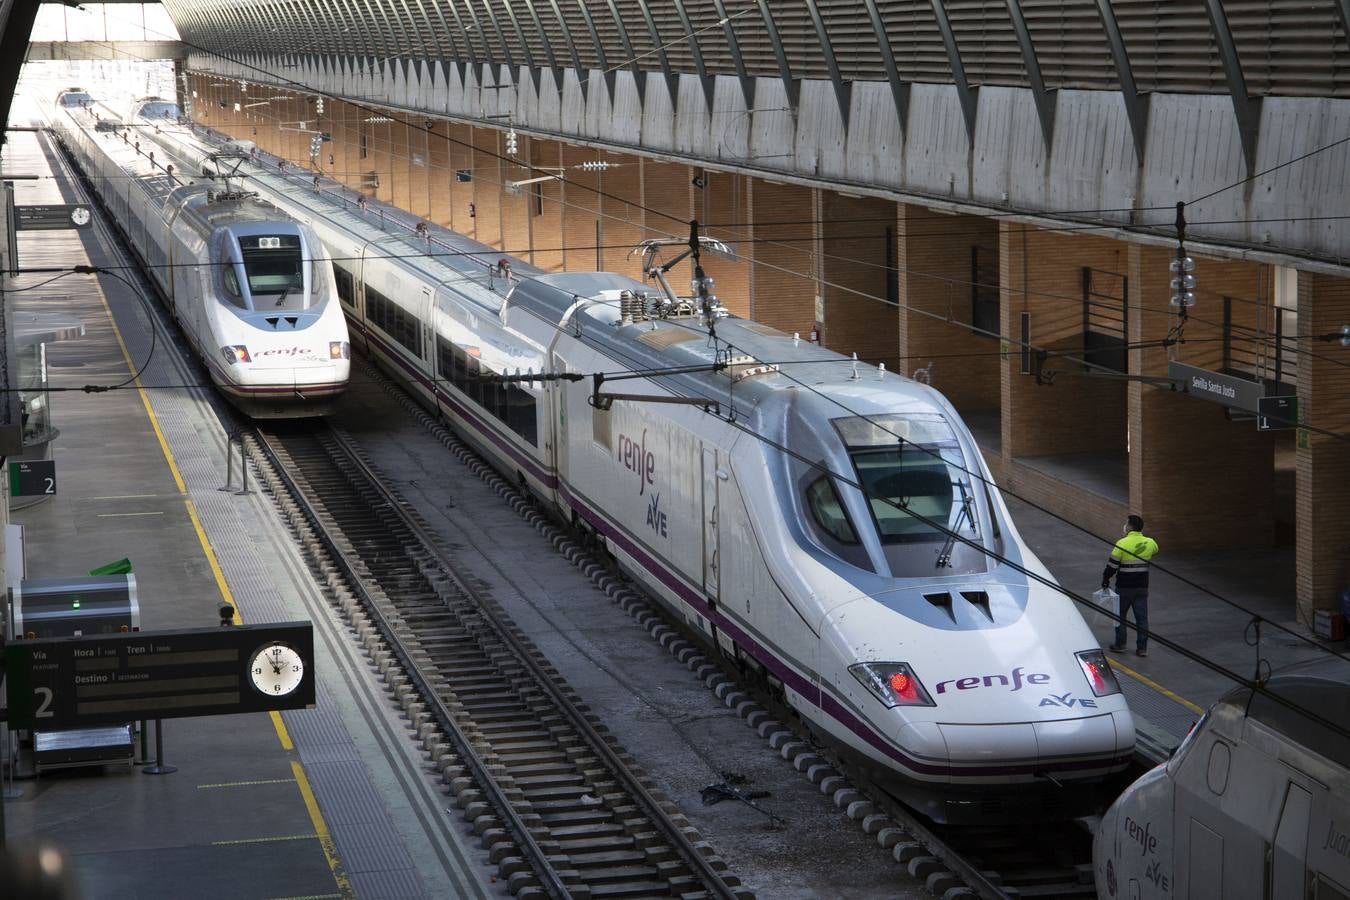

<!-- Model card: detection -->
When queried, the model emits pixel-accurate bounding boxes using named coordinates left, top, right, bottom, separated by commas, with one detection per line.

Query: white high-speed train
left=138, top=114, right=1135, bottom=821
left=1095, top=656, right=1350, bottom=899
left=49, top=90, right=350, bottom=417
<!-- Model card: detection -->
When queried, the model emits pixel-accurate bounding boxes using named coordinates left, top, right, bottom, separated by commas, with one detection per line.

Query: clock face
left=250, top=642, right=305, bottom=696
left=70, top=206, right=91, bottom=226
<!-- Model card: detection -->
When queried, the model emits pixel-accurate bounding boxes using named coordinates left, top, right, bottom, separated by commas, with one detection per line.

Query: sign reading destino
left=2, top=622, right=315, bottom=729
left=1167, top=361, right=1264, bottom=413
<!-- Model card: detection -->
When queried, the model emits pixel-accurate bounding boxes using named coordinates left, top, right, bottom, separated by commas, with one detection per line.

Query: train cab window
left=222, top=266, right=246, bottom=309
left=239, top=234, right=308, bottom=309
left=805, top=476, right=858, bottom=545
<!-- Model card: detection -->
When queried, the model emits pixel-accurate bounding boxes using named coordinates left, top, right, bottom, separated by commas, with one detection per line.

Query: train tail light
left=329, top=341, right=350, bottom=360
left=849, top=662, right=935, bottom=708
left=1076, top=650, right=1122, bottom=697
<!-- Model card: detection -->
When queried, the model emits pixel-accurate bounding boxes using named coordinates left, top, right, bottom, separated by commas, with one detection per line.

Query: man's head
left=1126, top=514, right=1144, bottom=533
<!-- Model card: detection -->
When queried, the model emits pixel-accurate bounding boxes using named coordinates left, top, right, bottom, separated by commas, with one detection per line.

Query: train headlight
left=1075, top=650, right=1121, bottom=697
left=848, top=662, right=935, bottom=708
left=329, top=341, right=350, bottom=359
left=222, top=345, right=251, bottom=364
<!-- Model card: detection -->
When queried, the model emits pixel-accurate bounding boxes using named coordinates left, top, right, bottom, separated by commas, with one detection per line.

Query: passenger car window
left=806, top=476, right=858, bottom=545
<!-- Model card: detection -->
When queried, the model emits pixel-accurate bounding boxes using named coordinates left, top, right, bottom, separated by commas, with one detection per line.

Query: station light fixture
left=1168, top=255, right=1196, bottom=308
left=579, top=160, right=612, bottom=171
left=505, top=129, right=518, bottom=156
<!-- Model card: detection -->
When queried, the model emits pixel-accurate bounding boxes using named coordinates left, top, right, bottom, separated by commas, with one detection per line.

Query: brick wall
left=697, top=169, right=751, bottom=319
left=444, top=124, right=476, bottom=235
left=530, top=142, right=565, bottom=272
left=469, top=128, right=502, bottom=248
left=1128, top=244, right=1275, bottom=553
left=500, top=134, right=533, bottom=266
left=999, top=224, right=1128, bottom=459
left=427, top=122, right=452, bottom=228
left=597, top=159, right=644, bottom=280
left=558, top=144, right=601, bottom=273
left=1296, top=271, right=1350, bottom=621
left=898, top=205, right=999, bottom=413
left=747, top=179, right=817, bottom=337
left=820, top=193, right=899, bottom=370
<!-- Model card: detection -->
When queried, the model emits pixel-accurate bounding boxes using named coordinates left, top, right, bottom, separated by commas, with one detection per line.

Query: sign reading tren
left=3, top=622, right=315, bottom=729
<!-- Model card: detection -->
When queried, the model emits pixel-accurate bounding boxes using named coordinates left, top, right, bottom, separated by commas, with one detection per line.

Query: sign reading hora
left=2, top=622, right=315, bottom=729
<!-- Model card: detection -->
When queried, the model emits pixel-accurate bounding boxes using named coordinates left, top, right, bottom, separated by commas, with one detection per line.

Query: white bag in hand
left=1091, top=587, right=1119, bottom=631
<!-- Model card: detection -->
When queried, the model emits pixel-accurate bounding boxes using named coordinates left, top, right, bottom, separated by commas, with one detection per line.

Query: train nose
left=935, top=712, right=1125, bottom=772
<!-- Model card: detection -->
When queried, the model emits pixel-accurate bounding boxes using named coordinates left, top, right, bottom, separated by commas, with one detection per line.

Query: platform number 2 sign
left=8, top=460, right=56, bottom=497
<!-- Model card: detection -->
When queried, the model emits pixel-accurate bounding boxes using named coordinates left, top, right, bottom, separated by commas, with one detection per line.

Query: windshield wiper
left=936, top=480, right=976, bottom=568
left=274, top=283, right=293, bottom=307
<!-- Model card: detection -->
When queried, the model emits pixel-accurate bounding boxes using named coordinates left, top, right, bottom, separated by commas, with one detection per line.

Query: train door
left=1188, top=820, right=1225, bottom=899
left=420, top=287, right=434, bottom=372
left=702, top=446, right=720, bottom=607
left=1271, top=782, right=1313, bottom=899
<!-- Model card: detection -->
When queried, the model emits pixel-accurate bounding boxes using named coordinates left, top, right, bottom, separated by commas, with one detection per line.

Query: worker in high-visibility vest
left=1102, top=515, right=1160, bottom=657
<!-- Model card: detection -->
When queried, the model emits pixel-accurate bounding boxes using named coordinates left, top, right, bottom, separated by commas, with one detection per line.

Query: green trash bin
left=88, top=558, right=133, bottom=576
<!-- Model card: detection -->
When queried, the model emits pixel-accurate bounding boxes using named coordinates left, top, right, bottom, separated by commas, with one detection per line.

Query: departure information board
left=3, top=622, right=315, bottom=729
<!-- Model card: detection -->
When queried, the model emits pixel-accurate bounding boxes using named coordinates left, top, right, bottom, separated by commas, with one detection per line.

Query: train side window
left=333, top=265, right=355, bottom=308
left=436, top=337, right=454, bottom=385
left=506, top=387, right=537, bottom=446
left=806, top=476, right=860, bottom=545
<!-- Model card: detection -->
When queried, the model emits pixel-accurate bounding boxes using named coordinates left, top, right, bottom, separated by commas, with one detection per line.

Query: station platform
left=0, top=110, right=493, bottom=899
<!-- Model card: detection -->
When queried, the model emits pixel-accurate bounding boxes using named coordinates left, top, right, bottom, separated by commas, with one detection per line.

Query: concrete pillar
left=1296, top=271, right=1350, bottom=623
left=819, top=192, right=897, bottom=370
left=695, top=169, right=751, bottom=319
left=746, top=179, right=816, bottom=337
left=897, top=205, right=999, bottom=414
left=1127, top=246, right=1275, bottom=552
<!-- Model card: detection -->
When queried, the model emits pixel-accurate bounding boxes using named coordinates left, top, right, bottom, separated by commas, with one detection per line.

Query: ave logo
left=1144, top=859, right=1170, bottom=891
left=646, top=493, right=668, bottom=538
left=1039, top=692, right=1097, bottom=709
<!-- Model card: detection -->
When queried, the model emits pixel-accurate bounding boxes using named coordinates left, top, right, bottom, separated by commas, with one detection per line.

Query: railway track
left=245, top=420, right=750, bottom=900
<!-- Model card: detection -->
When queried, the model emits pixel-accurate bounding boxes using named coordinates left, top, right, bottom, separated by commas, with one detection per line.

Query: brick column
left=1128, top=246, right=1275, bottom=552
left=597, top=158, right=643, bottom=279
left=530, top=142, right=565, bottom=271
left=819, top=193, right=898, bottom=370
left=746, top=179, right=816, bottom=336
left=427, top=122, right=451, bottom=227
left=469, top=127, right=502, bottom=247
left=559, top=144, right=601, bottom=272
left=500, top=135, right=532, bottom=265
left=696, top=170, right=751, bottom=319
left=1296, top=271, right=1350, bottom=623
left=896, top=205, right=998, bottom=412
left=445, top=124, right=476, bottom=234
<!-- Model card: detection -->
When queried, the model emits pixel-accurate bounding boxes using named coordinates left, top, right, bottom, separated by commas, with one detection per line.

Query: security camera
left=692, top=175, right=706, bottom=189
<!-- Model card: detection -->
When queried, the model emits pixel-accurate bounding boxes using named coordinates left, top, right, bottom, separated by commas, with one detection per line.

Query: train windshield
left=833, top=414, right=980, bottom=546
left=239, top=234, right=309, bottom=309
left=58, top=92, right=92, bottom=108
left=137, top=100, right=180, bottom=120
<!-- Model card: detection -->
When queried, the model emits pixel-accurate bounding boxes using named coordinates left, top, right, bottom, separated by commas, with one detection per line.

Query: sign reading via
left=3, top=622, right=315, bottom=729
left=8, top=459, right=56, bottom=497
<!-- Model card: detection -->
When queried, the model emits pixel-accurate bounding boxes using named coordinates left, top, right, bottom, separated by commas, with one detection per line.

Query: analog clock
left=70, top=206, right=91, bottom=227
left=249, top=641, right=305, bottom=696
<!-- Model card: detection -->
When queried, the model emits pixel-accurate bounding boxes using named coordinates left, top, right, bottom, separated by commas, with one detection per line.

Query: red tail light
left=849, top=662, right=935, bottom=708
left=1076, top=650, right=1122, bottom=697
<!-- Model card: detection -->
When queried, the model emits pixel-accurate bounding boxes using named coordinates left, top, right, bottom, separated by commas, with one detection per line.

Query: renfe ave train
left=139, top=103, right=1135, bottom=822
left=49, top=89, right=350, bottom=417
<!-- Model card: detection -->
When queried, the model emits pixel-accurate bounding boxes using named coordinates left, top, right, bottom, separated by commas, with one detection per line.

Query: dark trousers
left=1115, top=587, right=1149, bottom=651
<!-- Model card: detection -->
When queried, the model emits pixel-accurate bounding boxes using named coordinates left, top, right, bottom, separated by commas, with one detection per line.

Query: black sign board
left=8, top=459, right=56, bottom=497
left=3, top=622, right=315, bottom=729
left=14, top=204, right=92, bottom=231
left=1258, top=395, right=1299, bottom=431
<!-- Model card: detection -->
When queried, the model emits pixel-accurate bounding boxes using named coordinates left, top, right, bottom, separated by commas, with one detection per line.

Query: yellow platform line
left=198, top=778, right=298, bottom=789
left=97, top=288, right=350, bottom=898
left=1110, top=658, right=1206, bottom=715
left=96, top=511, right=164, bottom=518
left=212, top=833, right=320, bottom=847
left=267, top=894, right=343, bottom=900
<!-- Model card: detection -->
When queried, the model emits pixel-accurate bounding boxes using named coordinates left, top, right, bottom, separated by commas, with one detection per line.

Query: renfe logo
left=618, top=430, right=656, bottom=496
left=934, top=667, right=1049, bottom=694
left=1125, top=816, right=1158, bottom=856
